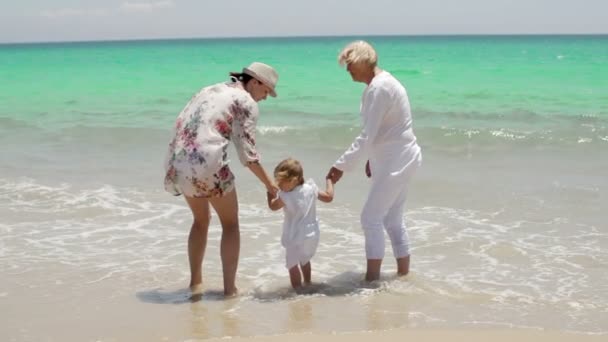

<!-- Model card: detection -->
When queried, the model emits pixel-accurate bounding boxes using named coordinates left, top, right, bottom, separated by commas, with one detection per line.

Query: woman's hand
left=266, top=183, right=279, bottom=198
left=326, top=166, right=344, bottom=184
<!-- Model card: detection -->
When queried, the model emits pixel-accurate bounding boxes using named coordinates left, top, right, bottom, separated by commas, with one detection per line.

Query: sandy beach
left=207, top=329, right=606, bottom=342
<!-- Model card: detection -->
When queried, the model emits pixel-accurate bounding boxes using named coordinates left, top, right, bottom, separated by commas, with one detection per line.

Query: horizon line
left=2, top=32, right=607, bottom=45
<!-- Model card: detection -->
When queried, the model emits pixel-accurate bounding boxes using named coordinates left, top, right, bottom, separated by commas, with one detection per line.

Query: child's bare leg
left=289, top=266, right=302, bottom=289
left=301, top=262, right=311, bottom=285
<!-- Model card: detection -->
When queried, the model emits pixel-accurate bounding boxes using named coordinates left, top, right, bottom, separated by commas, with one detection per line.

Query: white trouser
left=361, top=156, right=419, bottom=260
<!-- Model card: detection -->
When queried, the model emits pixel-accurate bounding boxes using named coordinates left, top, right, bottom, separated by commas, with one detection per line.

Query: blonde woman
left=326, top=41, right=422, bottom=281
left=164, top=62, right=280, bottom=297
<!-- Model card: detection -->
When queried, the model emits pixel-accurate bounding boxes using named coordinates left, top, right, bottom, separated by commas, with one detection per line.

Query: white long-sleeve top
left=278, top=179, right=320, bottom=248
left=334, top=71, right=421, bottom=177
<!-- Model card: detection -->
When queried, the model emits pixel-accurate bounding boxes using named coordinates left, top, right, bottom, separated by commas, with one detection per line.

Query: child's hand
left=267, top=190, right=284, bottom=211
left=266, top=191, right=277, bottom=200
left=266, top=184, right=279, bottom=198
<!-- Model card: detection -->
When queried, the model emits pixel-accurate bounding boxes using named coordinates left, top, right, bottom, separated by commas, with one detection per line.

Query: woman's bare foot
left=189, top=283, right=204, bottom=302
left=397, top=271, right=409, bottom=277
left=396, top=256, right=410, bottom=276
left=224, top=287, right=238, bottom=298
left=190, top=283, right=204, bottom=293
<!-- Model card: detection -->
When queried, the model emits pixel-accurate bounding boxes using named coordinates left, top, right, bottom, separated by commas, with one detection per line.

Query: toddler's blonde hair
left=274, top=158, right=304, bottom=186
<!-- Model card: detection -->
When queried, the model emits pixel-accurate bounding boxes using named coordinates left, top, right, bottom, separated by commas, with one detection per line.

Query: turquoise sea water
left=1, top=35, right=607, bottom=130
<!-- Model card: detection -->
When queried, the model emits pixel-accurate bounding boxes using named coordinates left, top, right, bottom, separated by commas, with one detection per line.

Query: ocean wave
left=0, top=178, right=180, bottom=218
left=0, top=116, right=35, bottom=130
left=257, top=126, right=293, bottom=135
left=3, top=116, right=607, bottom=155
left=4, top=107, right=607, bottom=133
left=489, top=129, right=527, bottom=140
left=257, top=124, right=608, bottom=149
left=391, top=68, right=423, bottom=76
left=414, top=109, right=608, bottom=123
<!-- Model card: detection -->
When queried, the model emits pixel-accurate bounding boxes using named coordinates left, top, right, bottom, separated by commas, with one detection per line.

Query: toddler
left=267, top=158, right=334, bottom=289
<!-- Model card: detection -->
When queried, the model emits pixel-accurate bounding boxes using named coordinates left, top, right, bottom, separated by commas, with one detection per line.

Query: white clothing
left=278, top=179, right=320, bottom=268
left=361, top=154, right=420, bottom=259
left=334, top=71, right=420, bottom=175
left=285, top=233, right=319, bottom=269
left=334, top=71, right=421, bottom=260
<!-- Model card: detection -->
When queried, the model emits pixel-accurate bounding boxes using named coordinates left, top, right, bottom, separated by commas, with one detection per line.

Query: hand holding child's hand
left=266, top=184, right=279, bottom=198
left=326, top=167, right=343, bottom=184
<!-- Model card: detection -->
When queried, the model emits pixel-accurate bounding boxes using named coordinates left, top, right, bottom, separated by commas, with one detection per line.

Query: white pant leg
left=360, top=176, right=407, bottom=260
left=383, top=186, right=410, bottom=258
left=384, top=155, right=420, bottom=258
left=362, top=154, right=420, bottom=260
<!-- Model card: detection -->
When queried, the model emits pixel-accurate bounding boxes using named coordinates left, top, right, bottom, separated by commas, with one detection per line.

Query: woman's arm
left=248, top=161, right=278, bottom=196
left=231, top=101, right=261, bottom=166
left=228, top=99, right=278, bottom=195
left=318, top=178, right=334, bottom=203
left=333, top=86, right=390, bottom=172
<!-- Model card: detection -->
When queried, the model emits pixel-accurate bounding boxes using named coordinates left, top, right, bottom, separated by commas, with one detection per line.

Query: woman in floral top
left=164, top=62, right=279, bottom=297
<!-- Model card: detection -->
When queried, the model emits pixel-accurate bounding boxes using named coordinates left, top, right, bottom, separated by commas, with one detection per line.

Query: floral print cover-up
left=164, top=81, right=260, bottom=198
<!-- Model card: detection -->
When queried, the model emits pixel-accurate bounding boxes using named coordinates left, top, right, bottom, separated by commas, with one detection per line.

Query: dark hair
left=229, top=72, right=254, bottom=85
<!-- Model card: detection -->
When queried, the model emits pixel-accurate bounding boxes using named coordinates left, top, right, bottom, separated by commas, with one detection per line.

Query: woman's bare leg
left=209, top=189, right=240, bottom=297
left=184, top=196, right=211, bottom=289
left=365, top=259, right=383, bottom=281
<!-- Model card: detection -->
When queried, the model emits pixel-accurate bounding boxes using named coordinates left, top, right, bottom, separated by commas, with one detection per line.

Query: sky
left=1, top=0, right=607, bottom=43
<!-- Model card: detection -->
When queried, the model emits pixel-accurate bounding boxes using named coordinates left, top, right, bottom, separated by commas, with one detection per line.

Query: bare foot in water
left=190, top=283, right=204, bottom=293
left=189, top=284, right=204, bottom=302
left=224, top=287, right=238, bottom=298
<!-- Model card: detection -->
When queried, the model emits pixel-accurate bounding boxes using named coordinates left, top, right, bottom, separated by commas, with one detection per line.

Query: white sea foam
left=1, top=178, right=607, bottom=333
left=257, top=126, right=292, bottom=135
left=490, top=129, right=526, bottom=140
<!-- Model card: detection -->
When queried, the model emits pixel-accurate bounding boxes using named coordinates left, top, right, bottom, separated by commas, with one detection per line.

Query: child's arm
left=317, top=178, right=334, bottom=203
left=267, top=191, right=285, bottom=211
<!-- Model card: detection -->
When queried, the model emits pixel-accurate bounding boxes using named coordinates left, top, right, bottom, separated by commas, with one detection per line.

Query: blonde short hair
left=274, top=158, right=304, bottom=185
left=338, top=40, right=378, bottom=67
